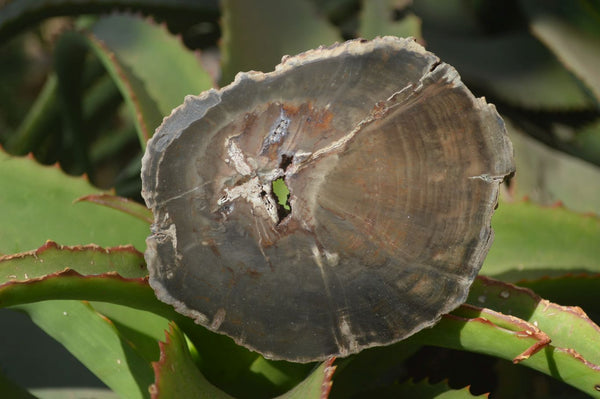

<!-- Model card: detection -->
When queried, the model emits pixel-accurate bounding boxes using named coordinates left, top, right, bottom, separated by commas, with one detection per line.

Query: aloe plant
left=1, top=1, right=599, bottom=398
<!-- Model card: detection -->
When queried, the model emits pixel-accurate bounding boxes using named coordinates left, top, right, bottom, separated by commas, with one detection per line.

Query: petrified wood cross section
left=142, top=36, right=514, bottom=362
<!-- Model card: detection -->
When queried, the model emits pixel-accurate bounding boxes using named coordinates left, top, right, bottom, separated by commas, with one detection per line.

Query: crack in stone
left=284, top=82, right=420, bottom=176
left=158, top=185, right=205, bottom=207
left=469, top=174, right=506, bottom=183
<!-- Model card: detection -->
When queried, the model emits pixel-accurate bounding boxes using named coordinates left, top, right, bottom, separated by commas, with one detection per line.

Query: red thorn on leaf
left=0, top=241, right=143, bottom=263
left=321, top=356, right=337, bottom=399
left=150, top=322, right=177, bottom=399
left=39, top=240, right=61, bottom=251
left=512, top=330, right=551, bottom=363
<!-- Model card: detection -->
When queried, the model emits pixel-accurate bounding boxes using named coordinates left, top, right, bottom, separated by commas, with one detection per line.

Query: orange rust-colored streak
left=245, top=268, right=262, bottom=279
left=282, top=102, right=303, bottom=116
left=283, top=101, right=334, bottom=130
left=202, top=239, right=221, bottom=258
left=311, top=108, right=334, bottom=130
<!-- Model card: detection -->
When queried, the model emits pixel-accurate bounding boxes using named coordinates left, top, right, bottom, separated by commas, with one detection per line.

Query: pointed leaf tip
left=151, top=322, right=233, bottom=399
left=276, top=357, right=337, bottom=399
left=75, top=193, right=153, bottom=224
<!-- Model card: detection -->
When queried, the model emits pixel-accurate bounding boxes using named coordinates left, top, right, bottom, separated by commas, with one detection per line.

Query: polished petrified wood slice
left=141, top=36, right=515, bottom=362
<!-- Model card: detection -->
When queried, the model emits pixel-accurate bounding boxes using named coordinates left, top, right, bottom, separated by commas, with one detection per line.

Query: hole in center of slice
left=272, top=177, right=291, bottom=222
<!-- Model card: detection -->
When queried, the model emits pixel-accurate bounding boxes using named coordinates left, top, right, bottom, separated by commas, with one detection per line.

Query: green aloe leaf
left=0, top=241, right=146, bottom=282
left=0, top=242, right=174, bottom=365
left=457, top=276, right=600, bottom=398
left=0, top=265, right=158, bottom=314
left=12, top=300, right=154, bottom=399
left=84, top=14, right=214, bottom=145
left=182, top=328, right=311, bottom=398
left=482, top=199, right=600, bottom=280
left=0, top=246, right=162, bottom=370
left=416, top=307, right=600, bottom=398
left=92, top=302, right=171, bottom=365
left=570, top=119, right=600, bottom=167
left=242, top=356, right=315, bottom=396
left=530, top=16, right=600, bottom=106
left=219, top=0, right=341, bottom=85
left=518, top=274, right=600, bottom=323
left=149, top=322, right=233, bottom=399
left=88, top=101, right=138, bottom=166
left=423, top=31, right=595, bottom=110
left=0, top=244, right=170, bottom=398
left=519, top=0, right=600, bottom=105
left=4, top=241, right=600, bottom=397
left=0, top=246, right=159, bottom=313
left=5, top=74, right=61, bottom=156
left=342, top=277, right=600, bottom=398
left=359, top=0, right=422, bottom=40
left=53, top=31, right=92, bottom=175
left=0, top=151, right=156, bottom=397
left=7, top=57, right=132, bottom=176
left=0, top=149, right=149, bottom=255
left=0, top=242, right=307, bottom=398
left=506, top=119, right=600, bottom=214
left=51, top=32, right=138, bottom=178
left=75, top=193, right=153, bottom=224
left=276, top=358, right=336, bottom=399
left=467, top=277, right=600, bottom=366
left=0, top=0, right=219, bottom=43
